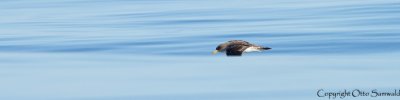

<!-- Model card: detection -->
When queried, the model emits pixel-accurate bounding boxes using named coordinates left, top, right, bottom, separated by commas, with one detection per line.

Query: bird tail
left=262, top=47, right=271, bottom=50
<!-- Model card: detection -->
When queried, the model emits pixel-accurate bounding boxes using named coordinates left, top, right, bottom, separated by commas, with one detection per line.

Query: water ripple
left=0, top=0, right=399, bottom=56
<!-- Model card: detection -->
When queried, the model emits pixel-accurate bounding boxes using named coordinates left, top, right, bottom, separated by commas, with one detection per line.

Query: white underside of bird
left=244, top=46, right=263, bottom=52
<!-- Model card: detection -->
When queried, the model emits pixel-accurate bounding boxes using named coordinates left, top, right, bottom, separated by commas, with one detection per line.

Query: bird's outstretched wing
left=226, top=44, right=249, bottom=56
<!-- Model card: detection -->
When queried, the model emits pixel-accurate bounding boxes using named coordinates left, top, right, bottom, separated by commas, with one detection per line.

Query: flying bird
left=212, top=40, right=271, bottom=56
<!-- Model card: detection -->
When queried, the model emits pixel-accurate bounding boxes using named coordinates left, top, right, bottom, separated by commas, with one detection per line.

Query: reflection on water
left=0, top=0, right=399, bottom=100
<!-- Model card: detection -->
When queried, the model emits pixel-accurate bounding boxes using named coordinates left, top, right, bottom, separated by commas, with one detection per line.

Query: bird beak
left=212, top=50, right=219, bottom=55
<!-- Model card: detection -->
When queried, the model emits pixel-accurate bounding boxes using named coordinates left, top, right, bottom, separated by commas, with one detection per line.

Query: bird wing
left=226, top=44, right=249, bottom=56
left=228, top=40, right=251, bottom=45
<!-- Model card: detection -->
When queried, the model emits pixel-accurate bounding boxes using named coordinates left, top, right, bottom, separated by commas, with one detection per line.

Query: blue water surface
left=1, top=0, right=400, bottom=100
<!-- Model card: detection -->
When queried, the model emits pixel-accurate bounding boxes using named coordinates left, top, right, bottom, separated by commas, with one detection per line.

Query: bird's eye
left=216, top=46, right=221, bottom=50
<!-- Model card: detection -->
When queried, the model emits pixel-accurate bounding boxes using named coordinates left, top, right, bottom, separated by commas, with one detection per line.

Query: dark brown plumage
left=212, top=40, right=271, bottom=56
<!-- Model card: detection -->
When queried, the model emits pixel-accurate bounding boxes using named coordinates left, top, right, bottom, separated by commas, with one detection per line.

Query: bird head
left=212, top=43, right=229, bottom=55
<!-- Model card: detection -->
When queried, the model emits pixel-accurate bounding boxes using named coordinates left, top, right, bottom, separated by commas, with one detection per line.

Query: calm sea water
left=1, top=0, right=400, bottom=100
